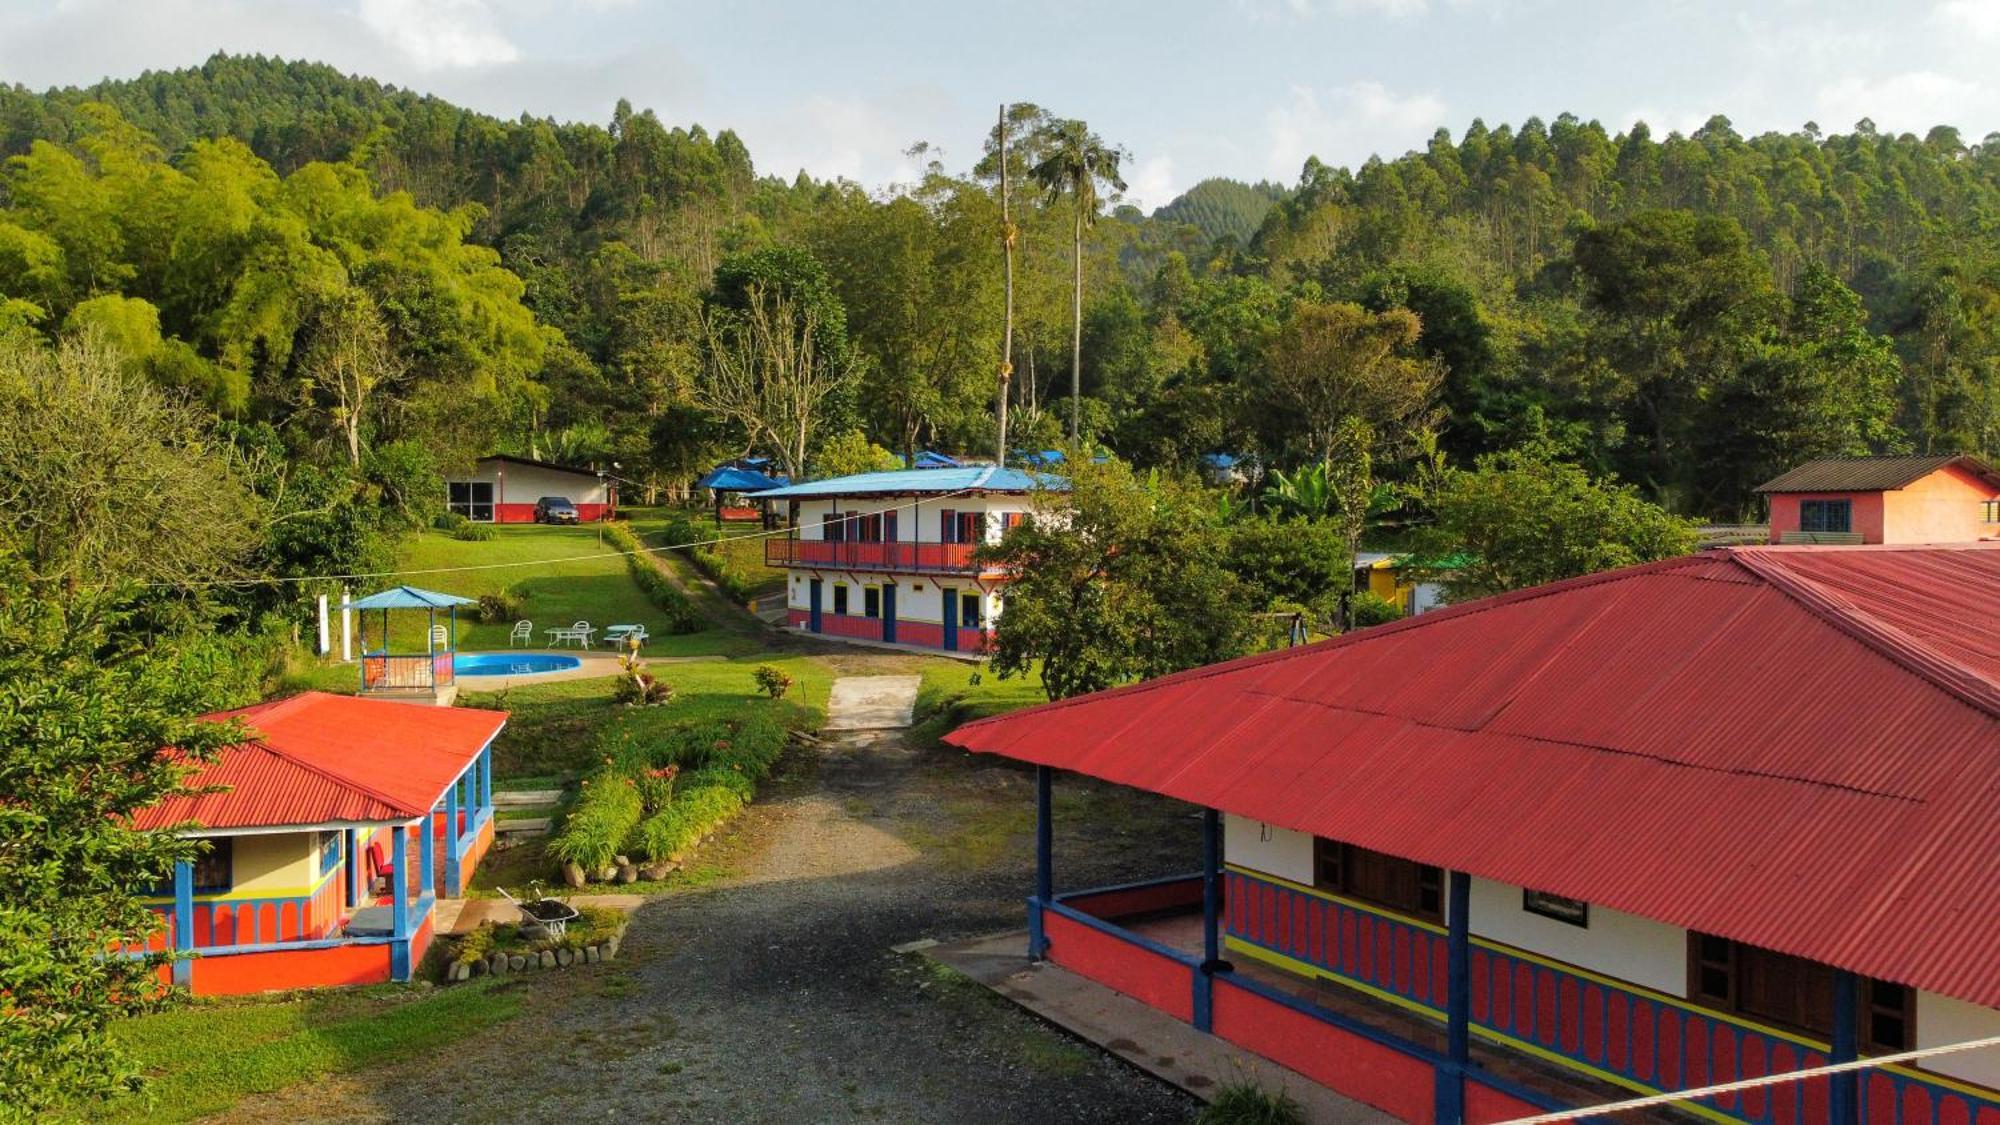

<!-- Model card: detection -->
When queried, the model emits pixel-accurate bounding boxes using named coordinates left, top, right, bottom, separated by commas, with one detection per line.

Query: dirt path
left=216, top=680, right=1201, bottom=1125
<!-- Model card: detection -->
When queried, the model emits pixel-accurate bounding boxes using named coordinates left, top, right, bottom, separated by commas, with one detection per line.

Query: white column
left=316, top=594, right=330, bottom=656
left=340, top=587, right=353, bottom=662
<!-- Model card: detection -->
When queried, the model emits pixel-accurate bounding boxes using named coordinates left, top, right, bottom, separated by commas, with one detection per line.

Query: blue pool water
left=455, top=652, right=583, bottom=677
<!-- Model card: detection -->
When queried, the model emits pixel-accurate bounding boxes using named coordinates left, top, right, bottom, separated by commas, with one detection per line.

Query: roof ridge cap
left=950, top=553, right=1717, bottom=734
left=1729, top=549, right=2000, bottom=720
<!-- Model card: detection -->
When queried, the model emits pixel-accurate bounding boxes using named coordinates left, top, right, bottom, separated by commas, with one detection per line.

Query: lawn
left=460, top=652, right=834, bottom=780
left=359, top=524, right=739, bottom=656
left=79, top=981, right=524, bottom=1124
left=911, top=658, right=1046, bottom=745
left=624, top=507, right=788, bottom=607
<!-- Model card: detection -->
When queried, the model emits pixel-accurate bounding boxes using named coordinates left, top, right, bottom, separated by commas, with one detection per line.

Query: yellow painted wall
left=1881, top=465, right=2000, bottom=544
left=224, top=833, right=320, bottom=897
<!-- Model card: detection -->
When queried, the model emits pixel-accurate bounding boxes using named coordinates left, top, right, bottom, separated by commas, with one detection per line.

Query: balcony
left=764, top=538, right=983, bottom=574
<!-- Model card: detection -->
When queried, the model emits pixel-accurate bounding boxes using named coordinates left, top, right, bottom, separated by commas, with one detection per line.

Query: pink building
left=1757, top=455, right=2000, bottom=544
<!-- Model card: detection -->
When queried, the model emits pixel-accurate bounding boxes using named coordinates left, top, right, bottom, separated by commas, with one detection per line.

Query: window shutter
left=941, top=510, right=957, bottom=543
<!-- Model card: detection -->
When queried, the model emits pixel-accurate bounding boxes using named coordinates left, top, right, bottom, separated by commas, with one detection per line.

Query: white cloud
left=740, top=89, right=956, bottom=191
left=357, top=0, right=519, bottom=70
left=1814, top=70, right=2000, bottom=135
left=1125, top=154, right=1179, bottom=211
left=1264, top=80, right=1446, bottom=183
left=1935, top=0, right=2000, bottom=40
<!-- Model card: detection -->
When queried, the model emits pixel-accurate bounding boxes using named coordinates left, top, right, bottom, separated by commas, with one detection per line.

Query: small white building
left=445, top=455, right=617, bottom=523
left=752, top=466, right=1065, bottom=652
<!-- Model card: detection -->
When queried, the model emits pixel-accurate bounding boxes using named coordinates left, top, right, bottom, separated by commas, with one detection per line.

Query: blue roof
left=913, top=451, right=961, bottom=469
left=1202, top=453, right=1239, bottom=469
left=697, top=466, right=787, bottom=492
left=749, top=465, right=1065, bottom=499
left=350, top=585, right=478, bottom=611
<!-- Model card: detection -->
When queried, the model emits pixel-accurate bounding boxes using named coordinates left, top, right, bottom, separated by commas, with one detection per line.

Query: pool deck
left=452, top=649, right=723, bottom=692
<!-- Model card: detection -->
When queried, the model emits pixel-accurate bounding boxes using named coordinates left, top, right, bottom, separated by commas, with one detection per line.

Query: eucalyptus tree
left=1029, top=118, right=1127, bottom=440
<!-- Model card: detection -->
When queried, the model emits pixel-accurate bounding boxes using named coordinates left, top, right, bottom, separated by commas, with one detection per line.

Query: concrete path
left=823, top=674, right=923, bottom=731
left=928, top=931, right=1392, bottom=1125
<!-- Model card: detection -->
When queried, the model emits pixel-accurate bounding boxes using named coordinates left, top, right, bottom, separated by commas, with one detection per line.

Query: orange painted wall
left=190, top=941, right=392, bottom=995
left=1767, top=491, right=1886, bottom=542
left=1881, top=464, right=2000, bottom=543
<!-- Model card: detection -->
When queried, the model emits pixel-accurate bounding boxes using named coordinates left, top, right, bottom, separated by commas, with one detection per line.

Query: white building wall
left=1467, top=876, right=1689, bottom=998
left=791, top=496, right=1028, bottom=542
left=1917, top=991, right=2000, bottom=1089
left=783, top=572, right=996, bottom=625
left=1222, top=814, right=1315, bottom=885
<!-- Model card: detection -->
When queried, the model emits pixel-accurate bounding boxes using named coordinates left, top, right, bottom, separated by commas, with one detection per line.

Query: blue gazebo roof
left=913, top=451, right=961, bottom=469
left=697, top=466, right=787, bottom=492
left=349, top=585, right=478, bottom=611
left=749, top=465, right=1064, bottom=499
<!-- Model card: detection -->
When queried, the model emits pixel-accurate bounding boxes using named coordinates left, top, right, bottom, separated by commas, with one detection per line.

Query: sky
left=2, top=0, right=1997, bottom=210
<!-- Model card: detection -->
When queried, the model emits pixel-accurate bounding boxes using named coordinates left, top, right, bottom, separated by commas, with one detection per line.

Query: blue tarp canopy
left=750, top=465, right=1063, bottom=499
left=696, top=466, right=787, bottom=492
left=1202, top=453, right=1239, bottom=469
left=912, top=450, right=961, bottom=469
left=349, top=585, right=478, bottom=611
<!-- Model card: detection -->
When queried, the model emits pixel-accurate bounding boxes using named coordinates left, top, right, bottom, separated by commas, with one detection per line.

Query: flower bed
left=444, top=904, right=628, bottom=981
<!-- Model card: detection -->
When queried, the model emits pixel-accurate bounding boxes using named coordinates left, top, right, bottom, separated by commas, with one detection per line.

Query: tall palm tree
left=1030, top=119, right=1126, bottom=442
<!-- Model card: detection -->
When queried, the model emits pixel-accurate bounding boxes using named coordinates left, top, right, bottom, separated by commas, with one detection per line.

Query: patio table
left=546, top=626, right=594, bottom=648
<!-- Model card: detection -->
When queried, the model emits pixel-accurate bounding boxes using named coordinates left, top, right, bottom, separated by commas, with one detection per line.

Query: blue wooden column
left=443, top=773, right=462, bottom=895
left=389, top=824, right=411, bottom=980
left=1435, top=871, right=1472, bottom=1125
left=478, top=746, right=493, bottom=811
left=343, top=828, right=360, bottom=908
left=1831, top=970, right=1860, bottom=1125
left=171, top=859, right=195, bottom=988
left=418, top=808, right=436, bottom=903
left=1193, top=807, right=1229, bottom=1032
left=1029, top=765, right=1053, bottom=959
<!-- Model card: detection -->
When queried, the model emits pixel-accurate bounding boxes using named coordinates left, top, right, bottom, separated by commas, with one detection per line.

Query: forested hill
left=3, top=54, right=2000, bottom=523
left=1152, top=178, right=1286, bottom=245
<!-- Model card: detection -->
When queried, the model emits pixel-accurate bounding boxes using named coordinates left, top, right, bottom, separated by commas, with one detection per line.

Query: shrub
left=1196, top=1084, right=1307, bottom=1125
left=602, top=520, right=702, bottom=633
left=614, top=667, right=675, bottom=706
left=434, top=511, right=469, bottom=532
left=546, top=772, right=643, bottom=871
left=1348, top=591, right=1404, bottom=629
left=476, top=592, right=523, bottom=623
left=753, top=664, right=793, bottom=699
left=633, top=784, right=746, bottom=862
left=451, top=521, right=495, bottom=541
left=634, top=764, right=678, bottom=813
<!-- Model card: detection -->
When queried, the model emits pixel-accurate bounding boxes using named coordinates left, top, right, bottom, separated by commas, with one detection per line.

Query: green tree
left=1029, top=119, right=1127, bottom=441
left=1409, top=442, right=1698, bottom=602
left=979, top=455, right=1250, bottom=700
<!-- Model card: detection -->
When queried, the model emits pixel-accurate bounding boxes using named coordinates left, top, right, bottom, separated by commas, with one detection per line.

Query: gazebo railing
left=362, top=652, right=454, bottom=691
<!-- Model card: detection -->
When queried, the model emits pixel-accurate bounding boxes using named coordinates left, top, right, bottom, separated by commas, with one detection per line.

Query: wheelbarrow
left=496, top=886, right=579, bottom=940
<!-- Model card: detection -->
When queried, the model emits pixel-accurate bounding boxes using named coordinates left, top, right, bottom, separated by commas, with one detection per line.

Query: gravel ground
left=215, top=707, right=1203, bottom=1124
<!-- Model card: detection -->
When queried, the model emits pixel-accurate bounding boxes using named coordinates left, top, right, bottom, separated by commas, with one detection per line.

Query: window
left=863, top=586, right=881, bottom=619
left=856, top=513, right=884, bottom=542
left=832, top=585, right=849, bottom=615
left=1984, top=499, right=2000, bottom=524
left=1313, top=838, right=1442, bottom=921
left=317, top=831, right=342, bottom=877
left=192, top=837, right=232, bottom=893
left=1523, top=889, right=1590, bottom=928
left=1799, top=498, right=1852, bottom=534
left=960, top=593, right=981, bottom=627
left=447, top=481, right=493, bottom=521
left=940, top=510, right=983, bottom=544
left=1688, top=934, right=1912, bottom=1052
left=822, top=513, right=845, bottom=542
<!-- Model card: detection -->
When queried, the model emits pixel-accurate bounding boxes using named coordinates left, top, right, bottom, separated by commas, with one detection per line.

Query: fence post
left=1831, top=970, right=1859, bottom=1125
left=1435, top=870, right=1472, bottom=1125
left=1029, top=765, right=1052, bottom=960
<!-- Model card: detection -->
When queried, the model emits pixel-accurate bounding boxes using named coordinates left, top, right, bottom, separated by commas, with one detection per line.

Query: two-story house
left=753, top=466, right=1064, bottom=652
left=1757, top=454, right=2000, bottom=544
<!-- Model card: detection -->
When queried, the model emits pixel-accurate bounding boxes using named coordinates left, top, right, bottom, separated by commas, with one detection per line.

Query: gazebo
left=696, top=463, right=787, bottom=525
left=352, top=585, right=477, bottom=696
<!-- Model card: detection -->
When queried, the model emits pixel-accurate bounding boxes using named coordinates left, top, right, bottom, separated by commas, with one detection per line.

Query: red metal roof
left=945, top=544, right=2000, bottom=1009
left=136, top=692, right=508, bottom=831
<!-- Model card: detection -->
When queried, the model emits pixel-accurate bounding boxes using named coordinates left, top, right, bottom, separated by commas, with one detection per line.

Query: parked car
left=535, top=496, right=580, bottom=524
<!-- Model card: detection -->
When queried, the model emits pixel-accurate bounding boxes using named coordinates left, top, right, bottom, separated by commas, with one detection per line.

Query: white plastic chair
left=509, top=620, right=533, bottom=647
left=429, top=624, right=449, bottom=652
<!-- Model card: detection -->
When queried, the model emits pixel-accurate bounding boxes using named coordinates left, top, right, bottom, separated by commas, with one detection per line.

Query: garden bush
left=434, top=511, right=468, bottom=532
left=632, top=784, right=746, bottom=862
left=546, top=772, right=643, bottom=872
left=451, top=521, right=495, bottom=542
left=614, top=666, right=675, bottom=706
left=602, top=520, right=703, bottom=633
left=679, top=766, right=753, bottom=803
left=753, top=664, right=793, bottom=698
left=476, top=592, right=523, bottom=623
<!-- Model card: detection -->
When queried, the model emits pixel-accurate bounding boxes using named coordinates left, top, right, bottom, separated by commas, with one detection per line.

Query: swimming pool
left=455, top=652, right=583, bottom=677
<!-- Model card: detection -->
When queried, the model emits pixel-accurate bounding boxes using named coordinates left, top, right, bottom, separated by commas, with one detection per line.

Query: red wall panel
left=1044, top=911, right=1193, bottom=1022
left=1212, top=977, right=1436, bottom=1123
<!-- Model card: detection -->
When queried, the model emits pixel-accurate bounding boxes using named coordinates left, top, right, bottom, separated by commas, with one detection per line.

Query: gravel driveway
left=217, top=706, right=1203, bottom=1123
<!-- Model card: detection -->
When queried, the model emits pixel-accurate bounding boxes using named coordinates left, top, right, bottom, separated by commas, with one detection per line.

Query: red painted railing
left=1226, top=868, right=2000, bottom=1125
left=765, top=538, right=980, bottom=573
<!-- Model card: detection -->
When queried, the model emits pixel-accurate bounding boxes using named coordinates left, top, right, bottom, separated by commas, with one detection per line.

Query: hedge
left=662, top=513, right=760, bottom=604
left=545, top=772, right=642, bottom=871
left=632, top=785, right=746, bottom=863
left=601, top=520, right=703, bottom=633
left=680, top=767, right=754, bottom=802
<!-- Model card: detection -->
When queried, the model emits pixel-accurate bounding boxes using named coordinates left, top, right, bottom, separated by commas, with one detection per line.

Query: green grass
left=83, top=981, right=524, bottom=1124
left=361, top=524, right=738, bottom=656
left=626, top=508, right=789, bottom=600
left=910, top=659, right=1046, bottom=744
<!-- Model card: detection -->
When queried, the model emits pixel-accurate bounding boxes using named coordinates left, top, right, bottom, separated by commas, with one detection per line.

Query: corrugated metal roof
left=1753, top=454, right=2000, bottom=493
left=696, top=466, right=786, bottom=492
left=945, top=544, right=2000, bottom=1009
left=136, top=692, right=507, bottom=831
left=348, top=585, right=478, bottom=611
left=749, top=466, right=1064, bottom=499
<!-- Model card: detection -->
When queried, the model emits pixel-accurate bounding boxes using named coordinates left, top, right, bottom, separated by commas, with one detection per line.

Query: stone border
left=445, top=916, right=628, bottom=982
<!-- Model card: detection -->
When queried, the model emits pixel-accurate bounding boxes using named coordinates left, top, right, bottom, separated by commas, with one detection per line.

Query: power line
left=157, top=488, right=983, bottom=590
